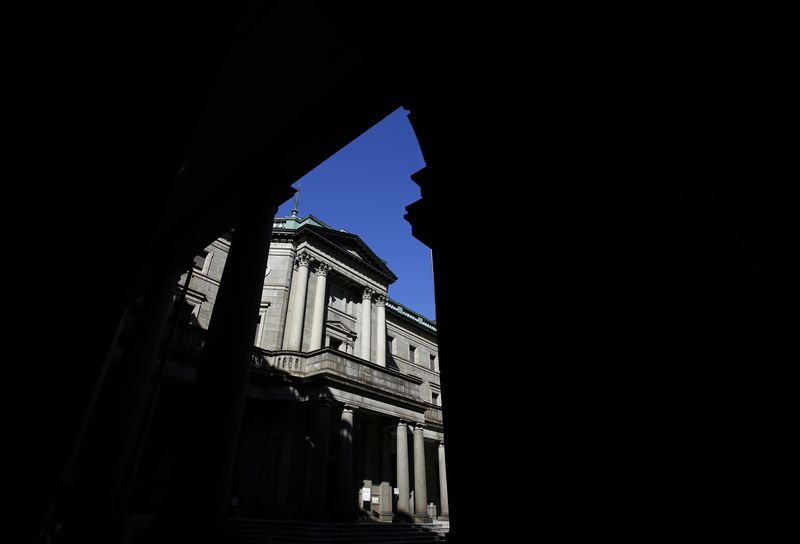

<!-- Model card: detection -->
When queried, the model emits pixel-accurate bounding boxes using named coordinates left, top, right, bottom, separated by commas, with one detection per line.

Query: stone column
left=169, top=188, right=290, bottom=526
left=107, top=263, right=184, bottom=503
left=308, top=262, right=330, bottom=350
left=374, top=294, right=387, bottom=367
left=438, top=441, right=449, bottom=521
left=381, top=426, right=392, bottom=484
left=337, top=405, right=356, bottom=519
left=360, top=287, right=373, bottom=361
left=286, top=252, right=311, bottom=350
left=412, top=424, right=430, bottom=523
left=364, top=422, right=380, bottom=483
left=88, top=262, right=183, bottom=503
left=395, top=420, right=411, bottom=520
left=304, top=400, right=332, bottom=518
left=276, top=406, right=304, bottom=515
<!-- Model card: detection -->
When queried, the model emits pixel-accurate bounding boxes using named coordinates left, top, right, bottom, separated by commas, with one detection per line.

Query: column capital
left=342, top=404, right=357, bottom=413
left=439, top=441, right=445, bottom=448
left=295, top=251, right=312, bottom=268
left=315, top=262, right=331, bottom=276
left=362, top=287, right=375, bottom=300
left=397, top=419, right=410, bottom=428
left=413, top=423, right=425, bottom=432
left=373, top=293, right=387, bottom=306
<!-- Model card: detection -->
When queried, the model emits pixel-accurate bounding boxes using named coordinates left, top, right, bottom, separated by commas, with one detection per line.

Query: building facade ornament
left=362, top=287, right=375, bottom=300
left=315, top=262, right=331, bottom=276
left=373, top=293, right=387, bottom=306
left=295, top=251, right=312, bottom=268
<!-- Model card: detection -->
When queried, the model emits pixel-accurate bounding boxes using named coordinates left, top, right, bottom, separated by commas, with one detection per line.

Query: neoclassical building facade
left=133, top=212, right=447, bottom=525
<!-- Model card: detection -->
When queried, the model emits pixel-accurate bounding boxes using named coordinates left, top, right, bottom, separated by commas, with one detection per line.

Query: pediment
left=326, top=320, right=357, bottom=338
left=300, top=225, right=397, bottom=282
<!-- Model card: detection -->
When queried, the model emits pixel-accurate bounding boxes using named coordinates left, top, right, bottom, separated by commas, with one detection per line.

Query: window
left=329, top=286, right=355, bottom=315
left=253, top=313, right=262, bottom=345
left=329, top=338, right=343, bottom=351
left=254, top=303, right=269, bottom=347
left=432, top=392, right=440, bottom=406
left=429, top=354, right=437, bottom=371
left=409, top=345, right=417, bottom=364
left=329, top=286, right=346, bottom=312
left=177, top=300, right=200, bottom=326
left=387, top=335, right=395, bottom=355
left=193, top=250, right=209, bottom=273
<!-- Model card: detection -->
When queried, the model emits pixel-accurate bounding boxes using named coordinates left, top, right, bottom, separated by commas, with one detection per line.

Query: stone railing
left=250, top=348, right=423, bottom=401
left=304, top=349, right=422, bottom=400
left=250, top=350, right=305, bottom=374
left=424, top=406, right=443, bottom=425
left=170, top=334, right=426, bottom=403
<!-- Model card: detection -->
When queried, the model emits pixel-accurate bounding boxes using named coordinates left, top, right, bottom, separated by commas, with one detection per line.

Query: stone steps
left=222, top=518, right=447, bottom=543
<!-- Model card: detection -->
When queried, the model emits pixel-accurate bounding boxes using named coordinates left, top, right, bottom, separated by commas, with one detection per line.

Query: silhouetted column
left=178, top=190, right=288, bottom=525
left=304, top=400, right=331, bottom=518
left=438, top=441, right=449, bottom=521
left=413, top=424, right=430, bottom=523
left=381, top=426, right=392, bottom=483
left=395, top=420, right=411, bottom=520
left=276, top=406, right=304, bottom=515
left=364, top=422, right=380, bottom=482
left=287, top=252, right=311, bottom=350
left=360, top=288, right=373, bottom=360
left=338, top=405, right=356, bottom=519
left=308, top=262, right=330, bottom=350
left=108, top=261, right=184, bottom=491
left=67, top=260, right=182, bottom=527
left=375, top=294, right=387, bottom=366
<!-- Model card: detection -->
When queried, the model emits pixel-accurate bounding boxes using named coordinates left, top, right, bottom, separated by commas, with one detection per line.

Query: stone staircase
left=221, top=518, right=447, bottom=543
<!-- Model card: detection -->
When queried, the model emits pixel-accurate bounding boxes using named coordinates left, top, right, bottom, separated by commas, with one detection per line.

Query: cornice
left=297, top=226, right=397, bottom=284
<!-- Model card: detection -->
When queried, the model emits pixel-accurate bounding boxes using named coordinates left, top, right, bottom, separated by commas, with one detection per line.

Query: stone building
left=132, top=211, right=448, bottom=525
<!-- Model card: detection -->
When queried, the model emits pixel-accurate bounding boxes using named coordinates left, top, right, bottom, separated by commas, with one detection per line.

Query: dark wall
left=2, top=4, right=797, bottom=543
left=405, top=12, right=798, bottom=543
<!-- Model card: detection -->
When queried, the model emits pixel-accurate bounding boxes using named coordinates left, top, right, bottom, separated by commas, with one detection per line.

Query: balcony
left=169, top=326, right=427, bottom=405
left=251, top=347, right=424, bottom=402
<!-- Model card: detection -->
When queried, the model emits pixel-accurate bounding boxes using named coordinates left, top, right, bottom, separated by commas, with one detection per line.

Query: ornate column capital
left=342, top=404, right=356, bottom=414
left=397, top=419, right=410, bottom=428
left=315, top=262, right=331, bottom=276
left=413, top=423, right=425, bottom=432
left=374, top=293, right=387, bottom=306
left=295, top=251, right=312, bottom=268
left=362, top=287, right=375, bottom=300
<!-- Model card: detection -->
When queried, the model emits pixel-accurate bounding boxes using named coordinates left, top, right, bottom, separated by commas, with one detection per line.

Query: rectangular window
left=432, top=392, right=440, bottom=406
left=429, top=354, right=436, bottom=371
left=193, top=250, right=209, bottom=272
left=253, top=313, right=262, bottom=345
left=178, top=301, right=200, bottom=326
left=387, top=335, right=395, bottom=355
left=409, top=345, right=417, bottom=364
left=329, top=338, right=343, bottom=351
left=329, top=286, right=346, bottom=311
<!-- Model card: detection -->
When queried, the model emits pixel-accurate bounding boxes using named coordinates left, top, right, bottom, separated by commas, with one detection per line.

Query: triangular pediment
left=299, top=225, right=397, bottom=282
left=326, top=320, right=357, bottom=338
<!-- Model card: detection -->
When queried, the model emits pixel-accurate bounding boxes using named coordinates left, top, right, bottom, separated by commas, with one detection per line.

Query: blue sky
left=276, top=107, right=435, bottom=320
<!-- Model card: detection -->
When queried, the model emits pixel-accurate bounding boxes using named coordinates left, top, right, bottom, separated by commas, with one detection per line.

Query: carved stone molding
left=373, top=293, right=387, bottom=306
left=295, top=251, right=312, bottom=268
left=315, top=262, right=331, bottom=276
